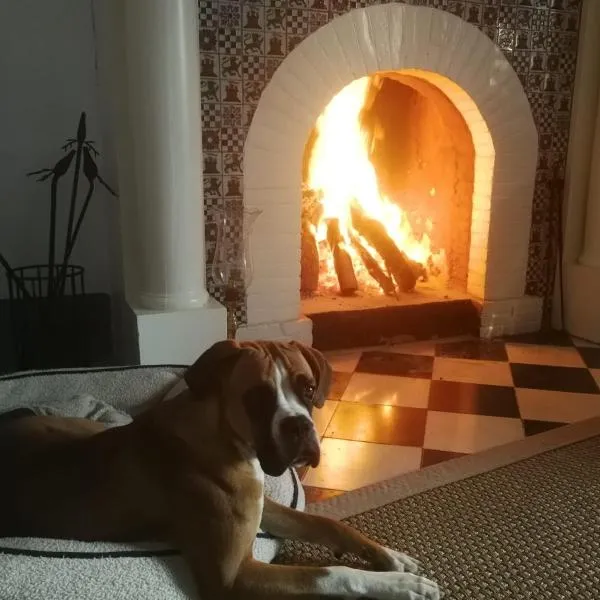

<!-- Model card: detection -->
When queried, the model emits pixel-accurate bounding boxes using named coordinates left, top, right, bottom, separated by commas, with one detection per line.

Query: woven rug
left=276, top=417, right=600, bottom=599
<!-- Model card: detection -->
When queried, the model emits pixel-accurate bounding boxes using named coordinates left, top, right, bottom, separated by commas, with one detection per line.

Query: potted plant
left=0, top=112, right=116, bottom=370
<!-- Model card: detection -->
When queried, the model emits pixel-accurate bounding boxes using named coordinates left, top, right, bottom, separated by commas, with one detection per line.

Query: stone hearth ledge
left=236, top=317, right=313, bottom=346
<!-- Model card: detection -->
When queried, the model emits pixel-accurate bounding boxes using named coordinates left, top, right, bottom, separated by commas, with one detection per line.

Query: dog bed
left=0, top=365, right=305, bottom=600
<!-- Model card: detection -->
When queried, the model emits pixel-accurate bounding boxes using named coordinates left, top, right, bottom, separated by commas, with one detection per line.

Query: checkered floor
left=301, top=330, right=600, bottom=504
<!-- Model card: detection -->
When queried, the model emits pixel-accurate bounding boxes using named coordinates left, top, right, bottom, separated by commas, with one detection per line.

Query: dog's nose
left=280, top=416, right=320, bottom=468
left=280, top=416, right=312, bottom=441
left=304, top=437, right=321, bottom=468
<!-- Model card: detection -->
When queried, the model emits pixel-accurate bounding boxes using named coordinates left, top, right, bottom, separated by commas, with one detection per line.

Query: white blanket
left=0, top=365, right=305, bottom=600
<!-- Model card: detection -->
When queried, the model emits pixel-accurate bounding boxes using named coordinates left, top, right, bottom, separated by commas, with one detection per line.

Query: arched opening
left=300, top=70, right=488, bottom=308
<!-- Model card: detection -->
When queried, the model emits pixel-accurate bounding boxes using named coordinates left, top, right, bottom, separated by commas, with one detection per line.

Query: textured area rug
left=277, top=417, right=600, bottom=599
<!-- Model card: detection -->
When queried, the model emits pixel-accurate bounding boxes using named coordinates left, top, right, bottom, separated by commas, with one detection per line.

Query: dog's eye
left=303, top=383, right=316, bottom=401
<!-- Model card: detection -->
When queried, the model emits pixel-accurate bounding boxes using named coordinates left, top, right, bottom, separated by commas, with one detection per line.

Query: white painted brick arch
left=243, top=4, right=538, bottom=334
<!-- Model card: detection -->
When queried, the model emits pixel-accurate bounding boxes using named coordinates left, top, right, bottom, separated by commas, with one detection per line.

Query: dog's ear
left=290, top=342, right=332, bottom=408
left=184, top=340, right=243, bottom=399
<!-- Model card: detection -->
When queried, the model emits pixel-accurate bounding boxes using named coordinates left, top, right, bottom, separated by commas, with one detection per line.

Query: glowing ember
left=305, top=76, right=446, bottom=294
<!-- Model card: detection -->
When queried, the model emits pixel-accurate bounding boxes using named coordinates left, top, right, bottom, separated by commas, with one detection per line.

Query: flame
left=306, top=76, right=445, bottom=293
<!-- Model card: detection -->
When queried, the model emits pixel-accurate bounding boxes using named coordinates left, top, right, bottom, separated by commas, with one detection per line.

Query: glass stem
left=225, top=286, right=240, bottom=340
left=226, top=301, right=238, bottom=340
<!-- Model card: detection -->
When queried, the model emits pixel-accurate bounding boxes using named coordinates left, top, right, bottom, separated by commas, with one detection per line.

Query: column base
left=479, top=295, right=543, bottom=338
left=133, top=297, right=227, bottom=365
left=235, top=316, right=313, bottom=345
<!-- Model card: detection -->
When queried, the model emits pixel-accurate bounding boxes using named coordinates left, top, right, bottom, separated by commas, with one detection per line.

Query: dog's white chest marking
left=249, top=457, right=265, bottom=485
left=249, top=457, right=265, bottom=517
left=271, top=360, right=311, bottom=431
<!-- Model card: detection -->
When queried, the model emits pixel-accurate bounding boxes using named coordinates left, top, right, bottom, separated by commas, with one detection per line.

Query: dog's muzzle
left=280, top=415, right=321, bottom=468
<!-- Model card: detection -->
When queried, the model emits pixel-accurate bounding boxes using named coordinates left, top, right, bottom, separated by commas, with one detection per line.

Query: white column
left=95, top=0, right=226, bottom=363
left=579, top=92, right=600, bottom=267
left=118, top=0, right=208, bottom=310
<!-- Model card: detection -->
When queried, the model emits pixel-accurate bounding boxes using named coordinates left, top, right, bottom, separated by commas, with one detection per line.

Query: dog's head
left=184, top=340, right=331, bottom=477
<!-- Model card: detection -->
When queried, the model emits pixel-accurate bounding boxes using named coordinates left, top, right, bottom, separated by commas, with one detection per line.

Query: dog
left=1, top=340, right=440, bottom=599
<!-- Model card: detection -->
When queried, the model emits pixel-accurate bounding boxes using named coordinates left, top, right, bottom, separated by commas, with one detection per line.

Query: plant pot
left=6, top=265, right=111, bottom=371
left=9, top=294, right=113, bottom=371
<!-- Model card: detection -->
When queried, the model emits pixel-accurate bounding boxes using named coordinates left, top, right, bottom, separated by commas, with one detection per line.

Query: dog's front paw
left=383, top=572, right=440, bottom=600
left=373, top=546, right=421, bottom=574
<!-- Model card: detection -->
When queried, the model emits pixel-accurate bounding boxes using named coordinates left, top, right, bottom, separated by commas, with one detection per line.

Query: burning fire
left=305, top=76, right=446, bottom=295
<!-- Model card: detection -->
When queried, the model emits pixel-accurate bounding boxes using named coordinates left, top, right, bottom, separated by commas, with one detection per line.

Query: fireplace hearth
left=199, top=1, right=582, bottom=347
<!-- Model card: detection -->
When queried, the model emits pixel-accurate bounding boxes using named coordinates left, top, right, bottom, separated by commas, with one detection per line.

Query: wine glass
left=210, top=207, right=262, bottom=338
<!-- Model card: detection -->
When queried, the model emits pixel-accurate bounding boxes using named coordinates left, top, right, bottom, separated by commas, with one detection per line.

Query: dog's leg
left=261, top=498, right=421, bottom=574
left=232, top=557, right=440, bottom=600
left=173, top=495, right=439, bottom=599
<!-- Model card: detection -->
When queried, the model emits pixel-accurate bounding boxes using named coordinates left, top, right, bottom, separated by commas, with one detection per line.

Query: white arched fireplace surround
left=238, top=4, right=542, bottom=343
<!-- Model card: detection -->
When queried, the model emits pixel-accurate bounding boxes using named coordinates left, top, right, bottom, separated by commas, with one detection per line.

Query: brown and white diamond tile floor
left=301, top=331, right=600, bottom=504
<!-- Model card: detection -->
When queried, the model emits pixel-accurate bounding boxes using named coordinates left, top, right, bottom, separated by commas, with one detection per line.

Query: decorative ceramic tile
left=432, top=357, right=514, bottom=387
left=328, top=371, right=353, bottom=400
left=356, top=351, right=435, bottom=379
left=302, top=438, right=423, bottom=491
left=199, top=29, right=218, bottom=52
left=341, top=373, right=431, bottom=408
left=522, top=419, right=565, bottom=436
left=381, top=340, right=438, bottom=356
left=302, top=486, right=344, bottom=504
left=243, top=5, right=264, bottom=29
left=219, top=28, right=243, bottom=54
left=199, top=0, right=220, bottom=27
left=504, top=330, right=577, bottom=348
left=421, top=448, right=466, bottom=468
left=323, top=349, right=362, bottom=372
left=219, top=3, right=242, bottom=28
left=198, top=0, right=583, bottom=324
left=505, top=343, right=586, bottom=367
left=516, top=388, right=600, bottom=423
left=220, top=55, right=242, bottom=80
left=313, top=400, right=339, bottom=437
left=324, top=402, right=429, bottom=446
left=435, top=339, right=509, bottom=361
left=423, top=411, right=525, bottom=454
left=511, top=363, right=600, bottom=394
left=428, top=380, right=520, bottom=418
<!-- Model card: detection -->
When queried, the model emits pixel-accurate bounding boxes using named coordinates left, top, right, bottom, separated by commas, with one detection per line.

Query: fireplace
left=95, top=0, right=583, bottom=363
left=236, top=4, right=542, bottom=345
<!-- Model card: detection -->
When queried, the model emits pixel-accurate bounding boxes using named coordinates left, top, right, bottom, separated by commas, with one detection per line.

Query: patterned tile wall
left=198, top=0, right=582, bottom=326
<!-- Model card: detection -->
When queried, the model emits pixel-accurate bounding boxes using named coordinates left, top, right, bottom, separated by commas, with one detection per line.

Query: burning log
left=300, top=189, right=323, bottom=294
left=326, top=218, right=358, bottom=296
left=350, top=202, right=418, bottom=292
left=349, top=232, right=396, bottom=296
left=300, top=221, right=319, bottom=293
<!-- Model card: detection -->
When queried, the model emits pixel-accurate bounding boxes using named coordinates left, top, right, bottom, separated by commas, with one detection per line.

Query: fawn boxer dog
left=1, top=340, right=440, bottom=599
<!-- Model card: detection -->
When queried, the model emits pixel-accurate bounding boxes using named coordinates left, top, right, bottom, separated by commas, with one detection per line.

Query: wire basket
left=7, top=264, right=85, bottom=300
